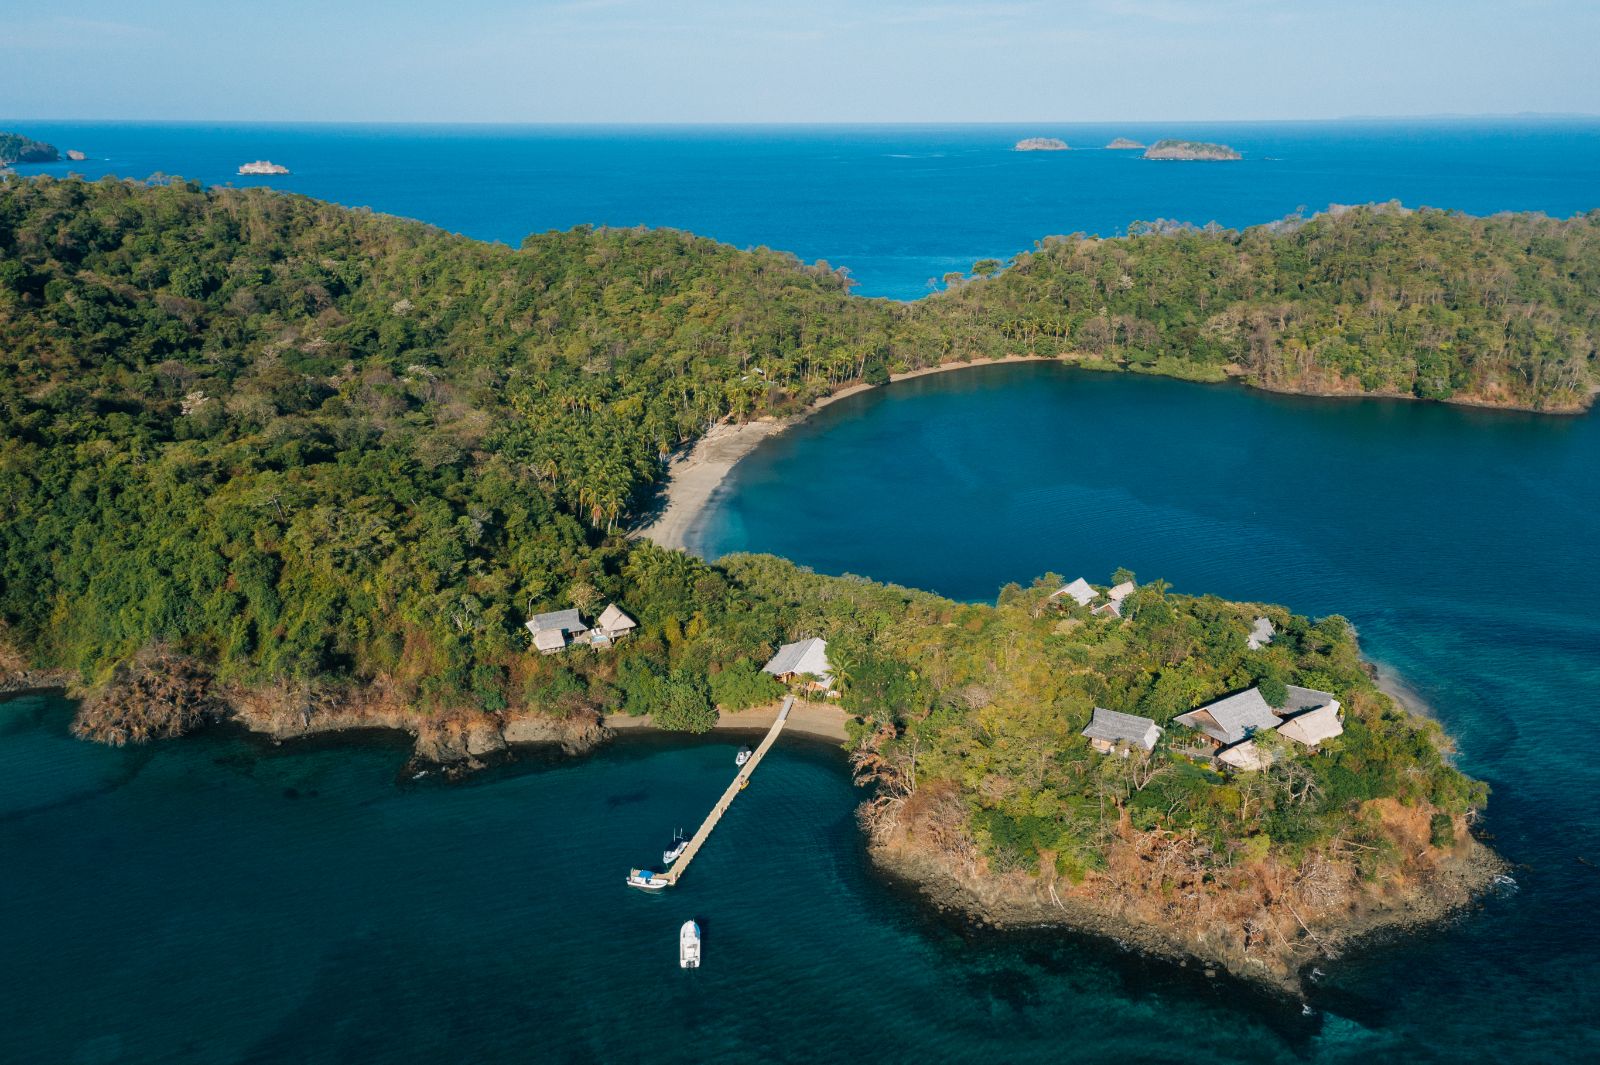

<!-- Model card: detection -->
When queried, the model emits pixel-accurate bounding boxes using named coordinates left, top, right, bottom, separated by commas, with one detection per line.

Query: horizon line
left=6, top=112, right=1600, bottom=128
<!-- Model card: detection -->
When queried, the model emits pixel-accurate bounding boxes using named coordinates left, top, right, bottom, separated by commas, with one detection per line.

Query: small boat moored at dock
left=663, top=830, right=688, bottom=865
left=627, top=868, right=669, bottom=891
left=680, top=920, right=702, bottom=968
left=735, top=746, right=752, bottom=766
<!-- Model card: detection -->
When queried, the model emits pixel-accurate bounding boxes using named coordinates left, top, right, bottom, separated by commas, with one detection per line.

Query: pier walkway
left=661, top=695, right=794, bottom=886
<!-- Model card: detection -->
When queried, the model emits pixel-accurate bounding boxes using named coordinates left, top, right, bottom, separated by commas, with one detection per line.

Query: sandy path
left=635, top=354, right=1066, bottom=553
left=603, top=700, right=849, bottom=743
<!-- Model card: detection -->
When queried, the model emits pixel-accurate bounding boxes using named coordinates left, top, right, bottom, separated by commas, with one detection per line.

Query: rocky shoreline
left=2, top=653, right=1504, bottom=994
left=864, top=793, right=1505, bottom=996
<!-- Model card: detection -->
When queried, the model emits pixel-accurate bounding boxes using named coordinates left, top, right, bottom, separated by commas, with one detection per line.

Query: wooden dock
left=660, top=695, right=794, bottom=887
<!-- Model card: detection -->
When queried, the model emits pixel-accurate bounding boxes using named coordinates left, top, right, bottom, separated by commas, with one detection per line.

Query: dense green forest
left=0, top=177, right=1500, bottom=880
left=915, top=204, right=1599, bottom=408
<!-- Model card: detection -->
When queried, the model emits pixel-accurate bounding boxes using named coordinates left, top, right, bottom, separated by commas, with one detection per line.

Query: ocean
left=2, top=121, right=1599, bottom=1063
left=8, top=119, right=1600, bottom=299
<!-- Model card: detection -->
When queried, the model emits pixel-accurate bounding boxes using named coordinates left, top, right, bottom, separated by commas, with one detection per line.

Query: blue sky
left=5, top=1, right=1597, bottom=122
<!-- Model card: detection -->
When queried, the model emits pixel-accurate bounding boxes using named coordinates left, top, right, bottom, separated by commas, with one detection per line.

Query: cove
left=694, top=362, right=1600, bottom=1059
left=6, top=692, right=1339, bottom=1065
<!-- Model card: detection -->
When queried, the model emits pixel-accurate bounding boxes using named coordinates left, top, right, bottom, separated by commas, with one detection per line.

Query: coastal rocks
left=238, top=160, right=290, bottom=176
left=0, top=626, right=75, bottom=694
left=867, top=789, right=1502, bottom=993
left=207, top=676, right=611, bottom=765
left=1143, top=139, right=1241, bottom=161
left=503, top=708, right=609, bottom=754
left=1105, top=137, right=1145, bottom=150
left=66, top=150, right=87, bottom=161
left=1014, top=137, right=1069, bottom=151
left=55, top=648, right=611, bottom=771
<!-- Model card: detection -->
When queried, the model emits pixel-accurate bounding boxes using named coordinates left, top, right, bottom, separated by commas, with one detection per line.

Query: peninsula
left=1015, top=137, right=1069, bottom=151
left=0, top=131, right=60, bottom=166
left=0, top=178, right=1537, bottom=987
left=1143, top=138, right=1242, bottom=160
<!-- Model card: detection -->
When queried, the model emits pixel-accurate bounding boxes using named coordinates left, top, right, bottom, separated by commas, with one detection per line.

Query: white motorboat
left=663, top=829, right=688, bottom=865
left=679, top=920, right=702, bottom=968
left=735, top=746, right=753, bottom=767
left=626, top=868, right=669, bottom=891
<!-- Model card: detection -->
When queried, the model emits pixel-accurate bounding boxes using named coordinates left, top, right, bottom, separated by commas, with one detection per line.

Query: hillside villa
left=1053, top=577, right=1136, bottom=618
left=1081, top=707, right=1163, bottom=755
left=762, top=637, right=838, bottom=696
left=1052, top=577, right=1097, bottom=607
left=1092, top=580, right=1136, bottom=618
left=525, top=603, right=636, bottom=654
left=1174, top=684, right=1343, bottom=771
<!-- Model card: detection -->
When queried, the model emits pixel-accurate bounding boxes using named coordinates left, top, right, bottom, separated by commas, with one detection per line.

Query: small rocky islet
left=1012, top=135, right=1240, bottom=160
left=1143, top=138, right=1242, bottom=161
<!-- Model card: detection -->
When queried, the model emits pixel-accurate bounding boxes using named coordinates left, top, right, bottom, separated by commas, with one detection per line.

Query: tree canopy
left=0, top=177, right=1493, bottom=879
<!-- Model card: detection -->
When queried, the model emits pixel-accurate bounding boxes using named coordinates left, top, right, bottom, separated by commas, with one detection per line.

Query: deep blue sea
left=7, top=119, right=1600, bottom=298
left=3, top=122, right=1600, bottom=1063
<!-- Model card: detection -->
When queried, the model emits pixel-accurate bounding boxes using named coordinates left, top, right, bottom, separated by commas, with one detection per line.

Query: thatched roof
left=1053, top=578, right=1096, bottom=607
left=762, top=637, right=832, bottom=681
left=533, top=628, right=568, bottom=652
left=1176, top=687, right=1281, bottom=745
left=597, top=603, right=636, bottom=632
left=526, top=608, right=585, bottom=635
left=1279, top=703, right=1344, bottom=747
left=1218, top=739, right=1271, bottom=771
left=1081, top=707, right=1161, bottom=750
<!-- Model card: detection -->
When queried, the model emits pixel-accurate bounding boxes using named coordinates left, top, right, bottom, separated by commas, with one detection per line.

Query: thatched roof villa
left=1081, top=707, right=1162, bottom=754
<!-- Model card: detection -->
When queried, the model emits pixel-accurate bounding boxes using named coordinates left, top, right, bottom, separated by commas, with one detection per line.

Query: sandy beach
left=635, top=354, right=1064, bottom=552
left=604, top=699, right=850, bottom=743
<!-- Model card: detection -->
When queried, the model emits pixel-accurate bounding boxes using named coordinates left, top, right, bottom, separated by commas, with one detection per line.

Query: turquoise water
left=4, top=693, right=1341, bottom=1065
left=7, top=119, right=1600, bottom=298
left=696, top=364, right=1600, bottom=1059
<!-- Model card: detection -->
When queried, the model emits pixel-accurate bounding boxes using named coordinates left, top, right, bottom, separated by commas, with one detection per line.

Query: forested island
left=1015, top=137, right=1069, bottom=151
left=1144, top=139, right=1241, bottom=161
left=0, top=132, right=60, bottom=166
left=0, top=176, right=1545, bottom=986
left=1105, top=137, right=1145, bottom=149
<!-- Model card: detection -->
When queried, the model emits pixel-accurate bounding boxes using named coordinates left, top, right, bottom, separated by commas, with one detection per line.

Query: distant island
left=1014, top=137, right=1069, bottom=151
left=1143, top=139, right=1241, bottom=161
left=0, top=131, right=60, bottom=166
left=65, top=150, right=87, bottom=162
left=1105, top=137, right=1145, bottom=149
left=238, top=160, right=291, bottom=176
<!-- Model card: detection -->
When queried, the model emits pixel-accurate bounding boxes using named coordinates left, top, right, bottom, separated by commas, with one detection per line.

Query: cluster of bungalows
left=525, top=603, right=637, bottom=654
left=1052, top=577, right=1136, bottom=618
left=1078, top=684, right=1344, bottom=771
left=761, top=636, right=839, bottom=697
left=1173, top=684, right=1344, bottom=770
